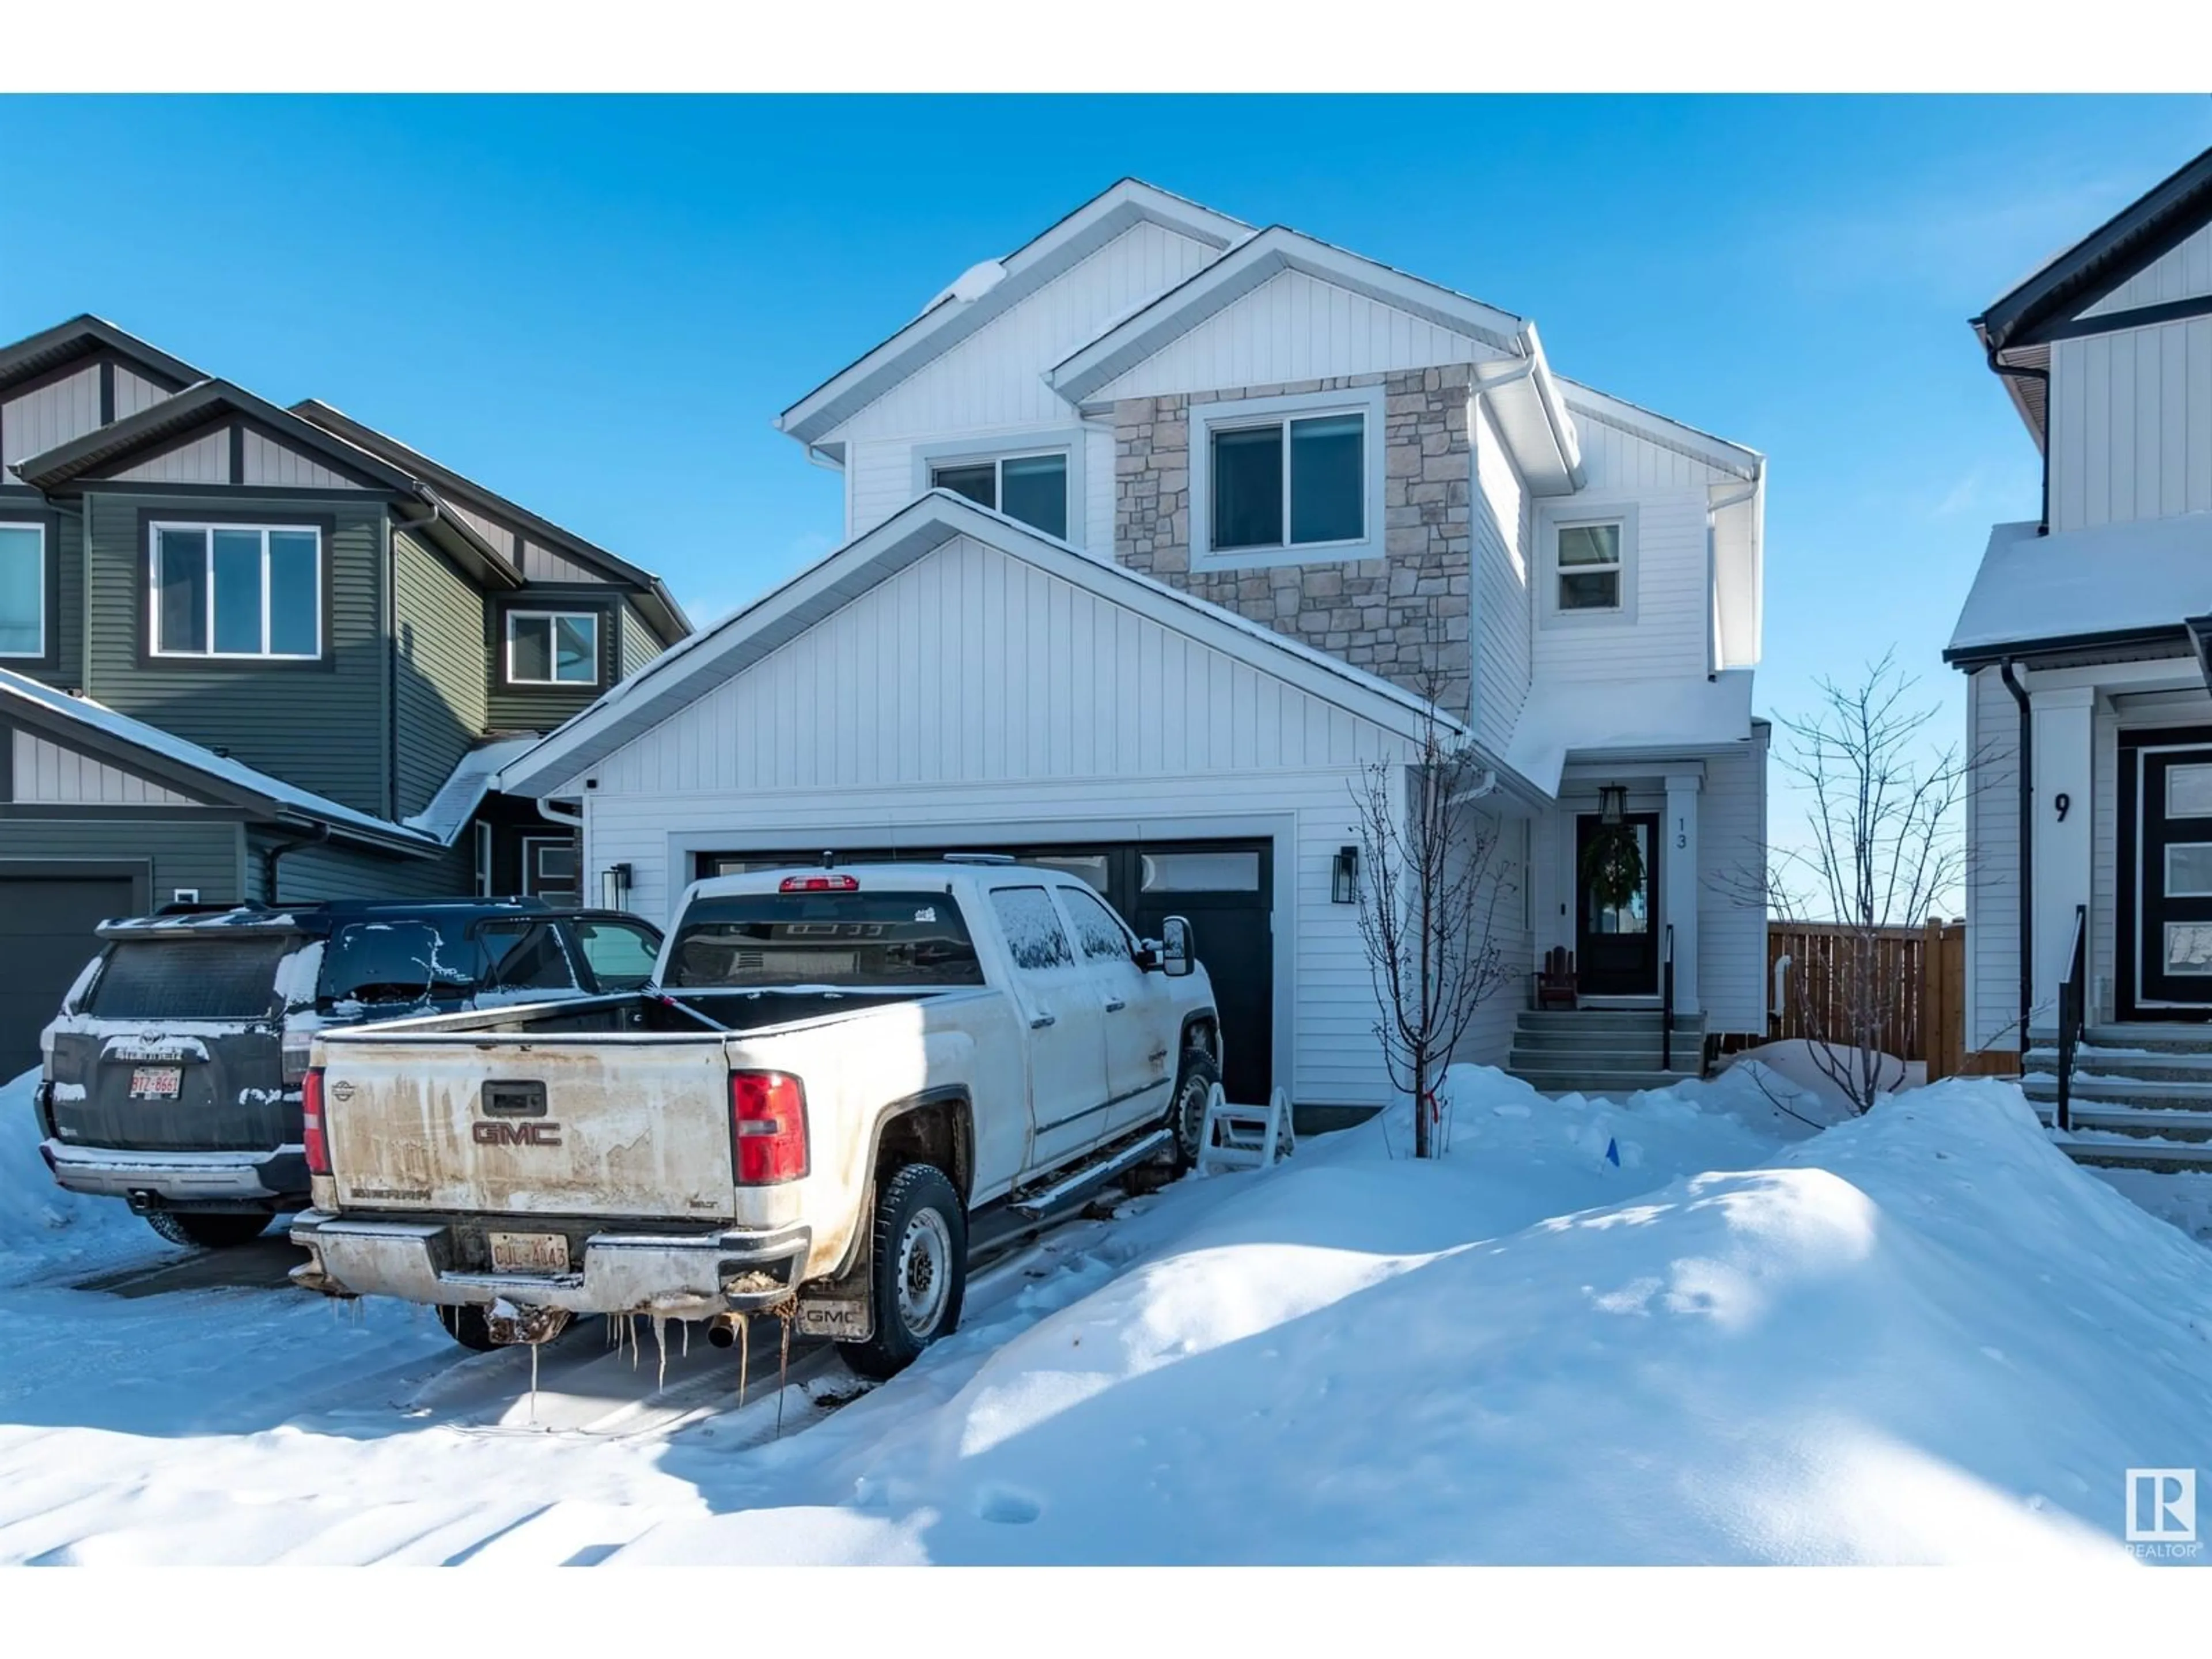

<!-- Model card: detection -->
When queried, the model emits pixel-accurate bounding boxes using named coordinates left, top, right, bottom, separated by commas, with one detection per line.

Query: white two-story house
left=1949, top=145, right=2212, bottom=1165
left=501, top=181, right=1770, bottom=1117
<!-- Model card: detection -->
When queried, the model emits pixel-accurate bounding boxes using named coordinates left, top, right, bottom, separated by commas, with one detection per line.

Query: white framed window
left=1189, top=384, right=1387, bottom=570
left=914, top=430, right=1083, bottom=543
left=505, top=609, right=600, bottom=686
left=150, top=523, right=322, bottom=659
left=1537, top=502, right=1640, bottom=627
left=0, top=521, right=46, bottom=658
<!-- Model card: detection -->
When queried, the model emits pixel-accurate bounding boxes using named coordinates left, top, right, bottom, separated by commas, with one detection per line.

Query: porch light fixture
left=1332, top=845, right=1359, bottom=904
left=600, top=862, right=632, bottom=911
left=1599, top=784, right=1627, bottom=826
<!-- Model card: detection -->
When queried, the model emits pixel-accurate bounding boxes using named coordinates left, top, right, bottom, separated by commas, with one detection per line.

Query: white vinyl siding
left=10, top=730, right=199, bottom=806
left=1469, top=395, right=1531, bottom=757
left=1089, top=268, right=1508, bottom=403
left=2047, top=319, right=2212, bottom=532
left=1966, top=666, right=2022, bottom=1052
left=1696, top=736, right=1770, bottom=1033
left=2081, top=224, right=2212, bottom=317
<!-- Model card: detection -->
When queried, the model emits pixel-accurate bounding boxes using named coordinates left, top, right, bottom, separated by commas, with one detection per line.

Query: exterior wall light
left=1599, top=784, right=1627, bottom=826
left=1332, top=845, right=1359, bottom=904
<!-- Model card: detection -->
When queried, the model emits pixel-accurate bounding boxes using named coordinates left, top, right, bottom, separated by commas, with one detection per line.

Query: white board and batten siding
left=1965, top=666, right=2022, bottom=1051
left=1469, top=395, right=1531, bottom=757
left=2081, top=224, right=2212, bottom=318
left=562, top=531, right=1420, bottom=1110
left=1696, top=738, right=1769, bottom=1032
left=838, top=221, right=1222, bottom=543
left=2047, top=318, right=2212, bottom=532
left=12, top=730, right=199, bottom=806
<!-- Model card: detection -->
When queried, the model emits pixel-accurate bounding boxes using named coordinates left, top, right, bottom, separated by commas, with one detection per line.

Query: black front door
left=1576, top=813, right=1659, bottom=997
left=2122, top=737, right=2212, bottom=1016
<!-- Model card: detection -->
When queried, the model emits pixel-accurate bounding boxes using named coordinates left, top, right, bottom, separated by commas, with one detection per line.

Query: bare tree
left=1351, top=689, right=1517, bottom=1158
left=1768, top=652, right=1968, bottom=1112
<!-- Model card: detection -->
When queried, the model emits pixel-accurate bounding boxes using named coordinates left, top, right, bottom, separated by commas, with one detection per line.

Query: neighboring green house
left=0, top=315, right=690, bottom=1071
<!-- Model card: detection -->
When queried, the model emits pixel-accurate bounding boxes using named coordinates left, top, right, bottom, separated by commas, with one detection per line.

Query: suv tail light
left=779, top=874, right=858, bottom=892
left=303, top=1067, right=330, bottom=1176
left=730, top=1070, right=808, bottom=1184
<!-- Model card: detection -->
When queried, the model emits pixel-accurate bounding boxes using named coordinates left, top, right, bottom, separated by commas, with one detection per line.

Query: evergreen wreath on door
left=1580, top=819, right=1646, bottom=911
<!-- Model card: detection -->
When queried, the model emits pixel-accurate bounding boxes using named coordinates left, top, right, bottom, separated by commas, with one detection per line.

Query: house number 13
left=1676, top=816, right=1688, bottom=850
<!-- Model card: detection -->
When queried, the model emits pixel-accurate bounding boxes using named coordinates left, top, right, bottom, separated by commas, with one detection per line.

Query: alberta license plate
left=128, top=1066, right=181, bottom=1100
left=487, top=1230, right=570, bottom=1274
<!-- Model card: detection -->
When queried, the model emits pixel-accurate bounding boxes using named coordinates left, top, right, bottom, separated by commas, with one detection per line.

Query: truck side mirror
left=1161, top=915, right=1195, bottom=978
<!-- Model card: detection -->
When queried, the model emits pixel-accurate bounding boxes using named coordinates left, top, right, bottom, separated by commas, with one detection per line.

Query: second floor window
left=1213, top=413, right=1365, bottom=552
left=506, top=609, right=600, bottom=686
left=0, top=523, right=44, bottom=658
left=1555, top=521, right=1624, bottom=611
left=151, top=524, right=321, bottom=659
left=931, top=452, right=1068, bottom=540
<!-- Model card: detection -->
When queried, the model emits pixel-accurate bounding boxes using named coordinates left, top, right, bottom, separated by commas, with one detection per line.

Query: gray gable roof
left=0, top=314, right=202, bottom=399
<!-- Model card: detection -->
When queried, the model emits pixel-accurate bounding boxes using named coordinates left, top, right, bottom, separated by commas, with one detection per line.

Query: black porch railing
left=1661, top=923, right=1676, bottom=1071
left=2055, top=903, right=2086, bottom=1135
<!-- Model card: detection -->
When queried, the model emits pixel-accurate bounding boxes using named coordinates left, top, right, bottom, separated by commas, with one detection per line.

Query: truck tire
left=437, top=1303, right=502, bottom=1353
left=1165, top=1048, right=1222, bottom=1172
left=145, top=1210, right=272, bottom=1250
left=841, top=1161, right=967, bottom=1380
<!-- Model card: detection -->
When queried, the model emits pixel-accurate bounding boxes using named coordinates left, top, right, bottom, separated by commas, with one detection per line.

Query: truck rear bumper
left=287, top=1210, right=813, bottom=1319
left=42, top=1140, right=306, bottom=1210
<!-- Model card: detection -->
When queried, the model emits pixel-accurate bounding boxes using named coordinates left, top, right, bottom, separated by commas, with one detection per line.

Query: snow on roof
left=1946, top=514, right=2212, bottom=658
left=0, top=667, right=436, bottom=849
left=1503, top=671, right=1758, bottom=796
left=404, top=734, right=544, bottom=844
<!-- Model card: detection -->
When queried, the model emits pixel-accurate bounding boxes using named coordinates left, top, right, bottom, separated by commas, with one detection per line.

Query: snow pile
left=0, top=1069, right=145, bottom=1287
left=618, top=1068, right=2211, bottom=1565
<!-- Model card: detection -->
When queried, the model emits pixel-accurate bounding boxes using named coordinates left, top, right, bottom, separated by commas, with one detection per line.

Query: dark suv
left=31, top=899, right=664, bottom=1249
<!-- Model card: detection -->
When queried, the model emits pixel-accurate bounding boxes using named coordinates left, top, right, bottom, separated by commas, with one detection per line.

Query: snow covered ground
left=2, top=1061, right=2209, bottom=1565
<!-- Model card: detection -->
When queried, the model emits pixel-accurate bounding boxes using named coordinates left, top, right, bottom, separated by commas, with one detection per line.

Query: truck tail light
left=303, top=1067, right=331, bottom=1176
left=779, top=874, right=858, bottom=892
left=730, top=1070, right=808, bottom=1184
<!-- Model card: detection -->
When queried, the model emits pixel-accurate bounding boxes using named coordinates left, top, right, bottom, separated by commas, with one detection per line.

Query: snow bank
left=620, top=1069, right=2211, bottom=1565
left=0, top=1068, right=145, bottom=1287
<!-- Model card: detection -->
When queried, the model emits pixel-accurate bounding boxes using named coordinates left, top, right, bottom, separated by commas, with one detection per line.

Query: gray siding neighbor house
left=0, top=315, right=691, bottom=1073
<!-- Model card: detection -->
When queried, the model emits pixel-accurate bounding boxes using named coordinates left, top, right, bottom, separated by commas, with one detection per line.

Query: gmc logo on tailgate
left=472, top=1120, right=563, bottom=1147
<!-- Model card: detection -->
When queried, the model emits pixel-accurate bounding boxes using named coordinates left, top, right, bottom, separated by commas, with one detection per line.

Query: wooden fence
left=1767, top=920, right=1968, bottom=1078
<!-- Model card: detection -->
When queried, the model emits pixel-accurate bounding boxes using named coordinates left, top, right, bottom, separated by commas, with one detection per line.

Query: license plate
left=128, top=1066, right=182, bottom=1100
left=487, top=1230, right=570, bottom=1275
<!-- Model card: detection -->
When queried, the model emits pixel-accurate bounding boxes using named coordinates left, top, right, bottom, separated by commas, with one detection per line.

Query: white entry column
left=1662, top=768, right=1702, bottom=1013
left=2031, top=684, right=2096, bottom=1015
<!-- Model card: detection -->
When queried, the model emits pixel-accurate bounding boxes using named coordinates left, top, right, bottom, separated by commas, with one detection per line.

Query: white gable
left=835, top=221, right=1221, bottom=443
left=1091, top=266, right=1510, bottom=403
left=579, top=532, right=1413, bottom=797
left=2082, top=223, right=2212, bottom=318
left=12, top=730, right=201, bottom=806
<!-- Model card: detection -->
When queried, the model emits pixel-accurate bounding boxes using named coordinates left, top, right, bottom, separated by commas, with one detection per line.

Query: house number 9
left=2054, top=793, right=2071, bottom=823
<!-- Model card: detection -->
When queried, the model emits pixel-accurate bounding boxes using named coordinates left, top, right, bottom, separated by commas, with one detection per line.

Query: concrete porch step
left=1517, top=1009, right=1706, bottom=1032
left=2026, top=1022, right=2212, bottom=1055
left=2031, top=1100, right=2212, bottom=1143
left=2024, top=1047, right=2212, bottom=1084
left=1510, top=1025, right=1706, bottom=1054
left=1509, top=1046, right=1699, bottom=1071
left=1509, top=1065, right=1703, bottom=1097
left=2021, top=1074, right=2212, bottom=1111
left=2044, top=1130, right=2212, bottom=1173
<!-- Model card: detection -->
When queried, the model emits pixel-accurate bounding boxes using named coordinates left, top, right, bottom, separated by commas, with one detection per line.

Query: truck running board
left=1011, top=1127, right=1172, bottom=1218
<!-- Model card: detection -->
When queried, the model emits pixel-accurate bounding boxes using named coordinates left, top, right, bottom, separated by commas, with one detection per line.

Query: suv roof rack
left=941, top=852, right=1017, bottom=865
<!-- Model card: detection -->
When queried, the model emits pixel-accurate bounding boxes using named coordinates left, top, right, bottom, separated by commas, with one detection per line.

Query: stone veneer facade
left=1112, top=366, right=1474, bottom=713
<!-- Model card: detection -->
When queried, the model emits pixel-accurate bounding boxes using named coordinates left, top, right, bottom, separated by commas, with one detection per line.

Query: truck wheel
left=842, top=1162, right=967, bottom=1380
left=145, top=1211, right=272, bottom=1250
left=1166, top=1048, right=1222, bottom=1172
left=437, top=1304, right=502, bottom=1353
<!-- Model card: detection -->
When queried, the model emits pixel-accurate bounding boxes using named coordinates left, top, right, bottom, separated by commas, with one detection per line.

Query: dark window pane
left=268, top=531, right=319, bottom=656
left=553, top=614, right=597, bottom=683
left=1211, top=425, right=1283, bottom=550
left=1558, top=524, right=1621, bottom=567
left=212, top=530, right=264, bottom=654
left=0, top=525, right=41, bottom=656
left=478, top=921, right=578, bottom=993
left=668, top=892, right=984, bottom=989
left=1560, top=570, right=1620, bottom=611
left=510, top=615, right=552, bottom=681
left=932, top=462, right=997, bottom=510
left=1289, top=415, right=1363, bottom=544
left=999, top=454, right=1067, bottom=539
left=319, top=921, right=476, bottom=1007
left=88, top=938, right=291, bottom=1018
left=1141, top=850, right=1262, bottom=892
left=157, top=528, right=207, bottom=653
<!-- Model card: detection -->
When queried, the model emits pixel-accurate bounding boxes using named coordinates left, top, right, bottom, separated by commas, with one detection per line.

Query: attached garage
left=500, top=493, right=1453, bottom=1116
left=0, top=862, right=147, bottom=1078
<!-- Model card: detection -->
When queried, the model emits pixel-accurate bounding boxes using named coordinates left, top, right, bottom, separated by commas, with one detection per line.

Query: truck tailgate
left=320, top=1036, right=734, bottom=1220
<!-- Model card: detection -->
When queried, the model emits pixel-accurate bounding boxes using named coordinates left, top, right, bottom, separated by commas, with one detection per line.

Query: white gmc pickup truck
left=290, top=858, right=1223, bottom=1377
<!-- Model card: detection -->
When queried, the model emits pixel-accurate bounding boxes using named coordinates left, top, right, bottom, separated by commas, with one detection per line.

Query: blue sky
left=3, top=94, right=2209, bottom=873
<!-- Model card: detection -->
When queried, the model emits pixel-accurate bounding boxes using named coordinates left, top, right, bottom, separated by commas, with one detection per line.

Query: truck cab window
left=478, top=921, right=581, bottom=993
left=570, top=919, right=662, bottom=990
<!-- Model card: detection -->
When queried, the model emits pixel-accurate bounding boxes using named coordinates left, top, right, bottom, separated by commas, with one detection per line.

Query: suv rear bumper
left=287, top=1210, right=813, bottom=1319
left=41, top=1140, right=306, bottom=1210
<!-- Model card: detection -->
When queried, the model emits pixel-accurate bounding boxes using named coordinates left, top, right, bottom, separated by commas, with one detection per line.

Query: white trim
left=0, top=519, right=46, bottom=660
left=1188, top=384, right=1387, bottom=571
left=911, top=429, right=1086, bottom=547
left=147, top=521, right=323, bottom=660
left=1555, top=377, right=1763, bottom=480
left=504, top=608, right=601, bottom=687
left=657, top=809, right=1300, bottom=1105
left=1536, top=499, right=1641, bottom=629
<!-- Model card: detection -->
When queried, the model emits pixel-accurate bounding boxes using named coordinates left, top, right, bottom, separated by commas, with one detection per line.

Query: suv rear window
left=318, top=921, right=478, bottom=1006
left=667, top=892, right=984, bottom=989
left=87, top=938, right=294, bottom=1019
